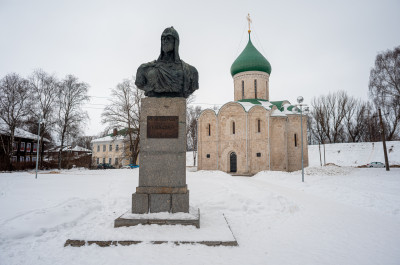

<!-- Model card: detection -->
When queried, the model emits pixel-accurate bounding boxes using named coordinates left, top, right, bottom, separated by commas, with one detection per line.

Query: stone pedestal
left=114, top=97, right=198, bottom=228
left=132, top=97, right=189, bottom=213
left=130, top=97, right=189, bottom=213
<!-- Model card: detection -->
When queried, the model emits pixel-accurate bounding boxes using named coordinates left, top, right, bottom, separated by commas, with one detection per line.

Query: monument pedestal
left=115, top=97, right=199, bottom=228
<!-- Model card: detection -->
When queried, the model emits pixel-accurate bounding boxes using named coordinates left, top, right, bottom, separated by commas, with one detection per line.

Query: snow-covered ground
left=187, top=141, right=400, bottom=167
left=308, top=141, right=400, bottom=167
left=1, top=144, right=400, bottom=265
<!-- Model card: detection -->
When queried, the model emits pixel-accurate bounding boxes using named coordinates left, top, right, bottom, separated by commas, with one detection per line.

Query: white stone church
left=197, top=30, right=308, bottom=174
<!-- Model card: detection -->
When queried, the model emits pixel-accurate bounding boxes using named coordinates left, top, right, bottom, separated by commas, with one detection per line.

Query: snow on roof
left=271, top=109, right=287, bottom=117
left=282, top=103, right=301, bottom=115
left=0, top=123, right=50, bottom=142
left=46, top=145, right=91, bottom=153
left=237, top=101, right=257, bottom=112
left=201, top=99, right=297, bottom=118
left=91, top=135, right=125, bottom=143
left=71, top=146, right=91, bottom=152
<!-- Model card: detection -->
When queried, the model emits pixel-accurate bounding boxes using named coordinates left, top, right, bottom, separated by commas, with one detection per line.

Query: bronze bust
left=135, top=27, right=199, bottom=98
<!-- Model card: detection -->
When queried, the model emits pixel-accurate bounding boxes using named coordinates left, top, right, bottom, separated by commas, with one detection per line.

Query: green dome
left=230, top=33, right=271, bottom=76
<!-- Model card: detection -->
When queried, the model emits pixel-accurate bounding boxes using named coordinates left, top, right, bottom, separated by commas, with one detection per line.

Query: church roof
left=200, top=99, right=300, bottom=119
left=236, top=99, right=300, bottom=114
left=230, top=33, right=272, bottom=76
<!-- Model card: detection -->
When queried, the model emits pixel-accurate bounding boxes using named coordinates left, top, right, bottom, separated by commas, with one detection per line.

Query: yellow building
left=197, top=31, right=308, bottom=174
left=91, top=129, right=137, bottom=167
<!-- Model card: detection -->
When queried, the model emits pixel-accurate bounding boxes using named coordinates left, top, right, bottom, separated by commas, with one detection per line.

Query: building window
left=102, top=157, right=105, bottom=163
left=13, top=143, right=17, bottom=151
left=254, top=79, right=257, bottom=99
left=97, top=145, right=100, bottom=152
left=97, top=158, right=99, bottom=164
left=26, top=143, right=31, bottom=152
left=109, top=144, right=112, bottom=151
left=103, top=145, right=106, bottom=152
left=26, top=156, right=31, bottom=162
left=12, top=156, right=17, bottom=162
left=115, top=158, right=118, bottom=165
left=294, top=133, right=298, bottom=147
left=20, top=156, right=25, bottom=162
left=116, top=144, right=119, bottom=151
left=20, top=142, right=25, bottom=152
left=208, top=124, right=211, bottom=136
left=206, top=154, right=210, bottom=158
left=109, top=157, right=112, bottom=164
left=242, top=80, right=244, bottom=99
left=256, top=153, right=261, bottom=157
left=232, top=121, right=235, bottom=134
left=257, top=119, right=261, bottom=133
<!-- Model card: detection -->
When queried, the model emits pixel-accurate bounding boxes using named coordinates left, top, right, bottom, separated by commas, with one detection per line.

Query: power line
left=235, top=22, right=247, bottom=56
left=89, top=95, right=110, bottom=99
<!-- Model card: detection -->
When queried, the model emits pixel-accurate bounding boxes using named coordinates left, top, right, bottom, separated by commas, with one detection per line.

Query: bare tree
left=369, top=45, right=400, bottom=140
left=343, top=99, right=368, bottom=142
left=363, top=103, right=381, bottom=142
left=57, top=75, right=89, bottom=169
left=186, top=105, right=202, bottom=166
left=0, top=73, right=30, bottom=170
left=73, top=136, right=95, bottom=150
left=310, top=90, right=350, bottom=143
left=102, top=78, right=144, bottom=165
left=28, top=69, right=58, bottom=166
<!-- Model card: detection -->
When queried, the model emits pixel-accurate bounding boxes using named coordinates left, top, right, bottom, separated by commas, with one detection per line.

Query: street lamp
left=295, top=97, right=308, bottom=183
left=35, top=115, right=42, bottom=179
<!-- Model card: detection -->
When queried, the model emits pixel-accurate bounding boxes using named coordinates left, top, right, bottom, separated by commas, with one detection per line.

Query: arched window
left=257, top=119, right=261, bottom=133
left=242, top=80, right=244, bottom=99
left=208, top=124, right=211, bottom=136
left=254, top=79, right=257, bottom=99
left=232, top=121, right=235, bottom=134
left=294, top=133, right=298, bottom=147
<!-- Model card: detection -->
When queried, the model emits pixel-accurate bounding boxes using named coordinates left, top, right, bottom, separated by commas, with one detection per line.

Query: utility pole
left=378, top=108, right=390, bottom=171
left=318, top=142, right=322, bottom=166
left=35, top=115, right=42, bottom=179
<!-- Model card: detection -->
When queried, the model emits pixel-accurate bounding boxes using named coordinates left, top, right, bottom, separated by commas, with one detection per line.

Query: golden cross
left=246, top=13, right=252, bottom=33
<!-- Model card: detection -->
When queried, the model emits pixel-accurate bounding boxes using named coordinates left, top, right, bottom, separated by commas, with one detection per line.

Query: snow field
left=0, top=165, right=399, bottom=265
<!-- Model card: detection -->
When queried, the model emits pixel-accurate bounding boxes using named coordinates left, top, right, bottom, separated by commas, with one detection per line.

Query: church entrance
left=230, top=152, right=237, bottom=173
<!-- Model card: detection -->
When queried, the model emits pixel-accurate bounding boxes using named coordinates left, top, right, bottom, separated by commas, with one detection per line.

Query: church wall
left=248, top=107, right=270, bottom=173
left=218, top=103, right=247, bottom=174
left=269, top=116, right=288, bottom=171
left=198, top=110, right=218, bottom=170
left=286, top=115, right=309, bottom=171
left=233, top=71, right=270, bottom=101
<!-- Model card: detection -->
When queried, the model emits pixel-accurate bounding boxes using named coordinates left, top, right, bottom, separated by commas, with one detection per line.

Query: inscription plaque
left=147, top=116, right=179, bottom=138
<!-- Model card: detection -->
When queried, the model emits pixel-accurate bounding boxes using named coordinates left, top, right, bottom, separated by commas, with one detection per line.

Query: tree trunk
left=8, top=128, right=15, bottom=171
left=58, top=134, right=65, bottom=170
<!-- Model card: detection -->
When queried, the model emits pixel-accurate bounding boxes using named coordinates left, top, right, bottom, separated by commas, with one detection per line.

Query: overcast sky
left=1, top=0, right=399, bottom=136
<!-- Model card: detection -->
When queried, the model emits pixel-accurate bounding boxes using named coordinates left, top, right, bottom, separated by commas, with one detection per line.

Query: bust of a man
left=135, top=27, right=199, bottom=98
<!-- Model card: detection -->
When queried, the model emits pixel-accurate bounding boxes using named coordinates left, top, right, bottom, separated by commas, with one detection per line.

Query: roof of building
left=107, top=128, right=137, bottom=137
left=91, top=128, right=137, bottom=144
left=230, top=33, right=272, bottom=76
left=201, top=99, right=300, bottom=117
left=0, top=122, right=50, bottom=142
left=45, top=145, right=91, bottom=153
left=91, top=135, right=125, bottom=143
